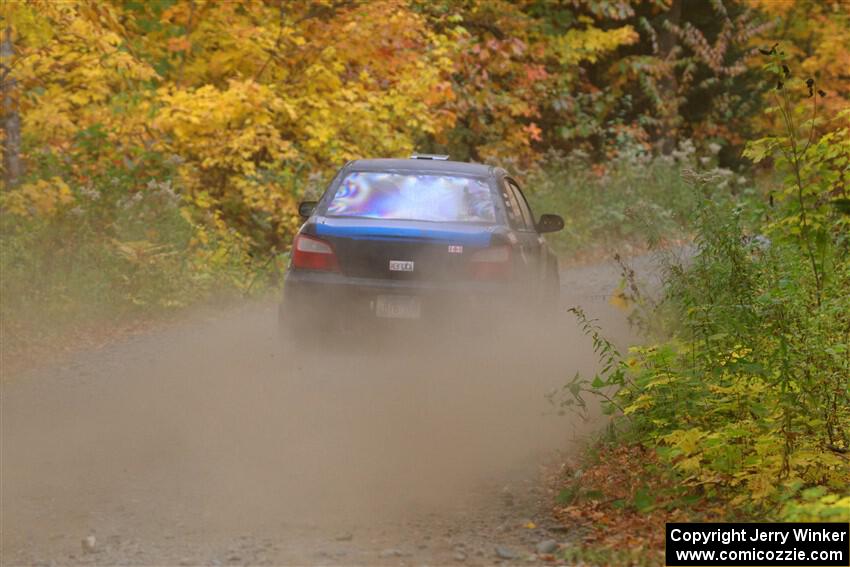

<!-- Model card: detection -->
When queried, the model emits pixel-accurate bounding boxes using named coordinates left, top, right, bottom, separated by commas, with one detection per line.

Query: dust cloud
left=2, top=258, right=643, bottom=564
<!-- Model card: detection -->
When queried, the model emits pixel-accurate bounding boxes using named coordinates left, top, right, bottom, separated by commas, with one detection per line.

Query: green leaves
left=742, top=137, right=781, bottom=163
left=631, top=486, right=655, bottom=513
left=547, top=307, right=634, bottom=422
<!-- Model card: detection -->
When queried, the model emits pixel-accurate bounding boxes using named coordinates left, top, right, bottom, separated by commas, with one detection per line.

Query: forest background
left=2, top=2, right=849, bottom=553
left=2, top=0, right=847, bottom=328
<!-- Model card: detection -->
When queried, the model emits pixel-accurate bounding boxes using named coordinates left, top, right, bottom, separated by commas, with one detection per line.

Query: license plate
left=389, top=260, right=414, bottom=272
left=375, top=295, right=421, bottom=319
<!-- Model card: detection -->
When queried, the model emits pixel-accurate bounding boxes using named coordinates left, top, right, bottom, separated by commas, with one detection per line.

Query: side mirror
left=298, top=201, right=318, bottom=218
left=536, top=213, right=564, bottom=233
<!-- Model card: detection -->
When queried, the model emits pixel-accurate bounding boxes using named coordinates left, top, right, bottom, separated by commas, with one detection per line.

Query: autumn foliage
left=1, top=1, right=848, bottom=325
left=546, top=46, right=849, bottom=561
left=1, top=2, right=849, bottom=554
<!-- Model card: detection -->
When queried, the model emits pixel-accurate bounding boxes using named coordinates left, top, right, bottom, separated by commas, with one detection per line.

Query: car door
left=503, top=177, right=545, bottom=292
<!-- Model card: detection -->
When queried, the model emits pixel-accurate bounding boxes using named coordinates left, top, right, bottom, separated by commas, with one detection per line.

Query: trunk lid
left=312, top=217, right=497, bottom=281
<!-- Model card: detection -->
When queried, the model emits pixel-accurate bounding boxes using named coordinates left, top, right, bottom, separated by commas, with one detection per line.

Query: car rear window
left=326, top=172, right=496, bottom=223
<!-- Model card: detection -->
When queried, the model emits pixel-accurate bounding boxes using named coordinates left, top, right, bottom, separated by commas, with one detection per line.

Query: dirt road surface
left=2, top=254, right=664, bottom=566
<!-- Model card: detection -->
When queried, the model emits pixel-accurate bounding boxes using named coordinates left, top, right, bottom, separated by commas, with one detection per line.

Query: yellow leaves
left=7, top=1, right=54, bottom=48
left=746, top=471, right=778, bottom=501
left=154, top=79, right=297, bottom=171
left=707, top=383, right=739, bottom=395
left=3, top=177, right=73, bottom=217
left=11, top=0, right=158, bottom=148
left=152, top=79, right=303, bottom=244
left=676, top=456, right=703, bottom=474
left=717, top=344, right=752, bottom=366
left=551, top=25, right=638, bottom=66
left=191, top=192, right=214, bottom=210
left=274, top=0, right=453, bottom=165
left=789, top=448, right=844, bottom=472
left=609, top=288, right=631, bottom=311
left=623, top=393, right=653, bottom=415
left=664, top=428, right=706, bottom=456
left=11, top=0, right=455, bottom=237
left=743, top=136, right=781, bottom=164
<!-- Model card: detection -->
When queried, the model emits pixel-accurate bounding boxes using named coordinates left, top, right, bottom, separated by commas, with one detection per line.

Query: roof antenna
left=410, top=153, right=450, bottom=160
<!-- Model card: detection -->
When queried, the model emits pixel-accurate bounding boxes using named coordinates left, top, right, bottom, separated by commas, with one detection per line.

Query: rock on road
left=1, top=254, right=666, bottom=566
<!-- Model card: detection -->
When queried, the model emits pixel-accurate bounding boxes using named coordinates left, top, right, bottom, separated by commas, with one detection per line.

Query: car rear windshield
left=326, top=171, right=496, bottom=223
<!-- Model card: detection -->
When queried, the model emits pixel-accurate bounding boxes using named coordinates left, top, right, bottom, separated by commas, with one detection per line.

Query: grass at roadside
left=524, top=146, right=706, bottom=261
left=0, top=179, right=282, bottom=374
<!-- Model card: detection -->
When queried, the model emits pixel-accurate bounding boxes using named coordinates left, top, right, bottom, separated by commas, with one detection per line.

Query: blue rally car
left=279, top=154, right=564, bottom=338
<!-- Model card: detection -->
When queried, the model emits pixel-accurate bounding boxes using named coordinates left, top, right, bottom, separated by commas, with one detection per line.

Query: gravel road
left=2, top=253, right=667, bottom=566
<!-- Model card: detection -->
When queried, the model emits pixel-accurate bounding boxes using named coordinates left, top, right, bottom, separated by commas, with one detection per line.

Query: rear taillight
left=470, top=245, right=512, bottom=279
left=292, top=233, right=340, bottom=272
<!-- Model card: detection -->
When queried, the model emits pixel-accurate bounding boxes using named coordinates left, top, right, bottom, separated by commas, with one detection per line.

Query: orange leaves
left=524, top=64, right=549, bottom=83
left=549, top=444, right=702, bottom=563
left=167, top=36, right=191, bottom=52
left=746, top=0, right=850, bottom=128
left=524, top=123, right=543, bottom=142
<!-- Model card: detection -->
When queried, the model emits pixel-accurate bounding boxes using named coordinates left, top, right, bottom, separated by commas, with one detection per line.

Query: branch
left=802, top=89, right=819, bottom=155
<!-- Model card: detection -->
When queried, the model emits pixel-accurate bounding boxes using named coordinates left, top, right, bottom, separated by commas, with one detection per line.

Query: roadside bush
left=553, top=59, right=850, bottom=519
left=0, top=132, right=276, bottom=352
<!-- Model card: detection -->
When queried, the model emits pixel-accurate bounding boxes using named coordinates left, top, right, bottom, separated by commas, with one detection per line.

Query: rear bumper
left=281, top=268, right=517, bottom=329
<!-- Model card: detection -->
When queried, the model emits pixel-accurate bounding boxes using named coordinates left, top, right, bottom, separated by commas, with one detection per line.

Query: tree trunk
left=2, top=24, right=23, bottom=189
